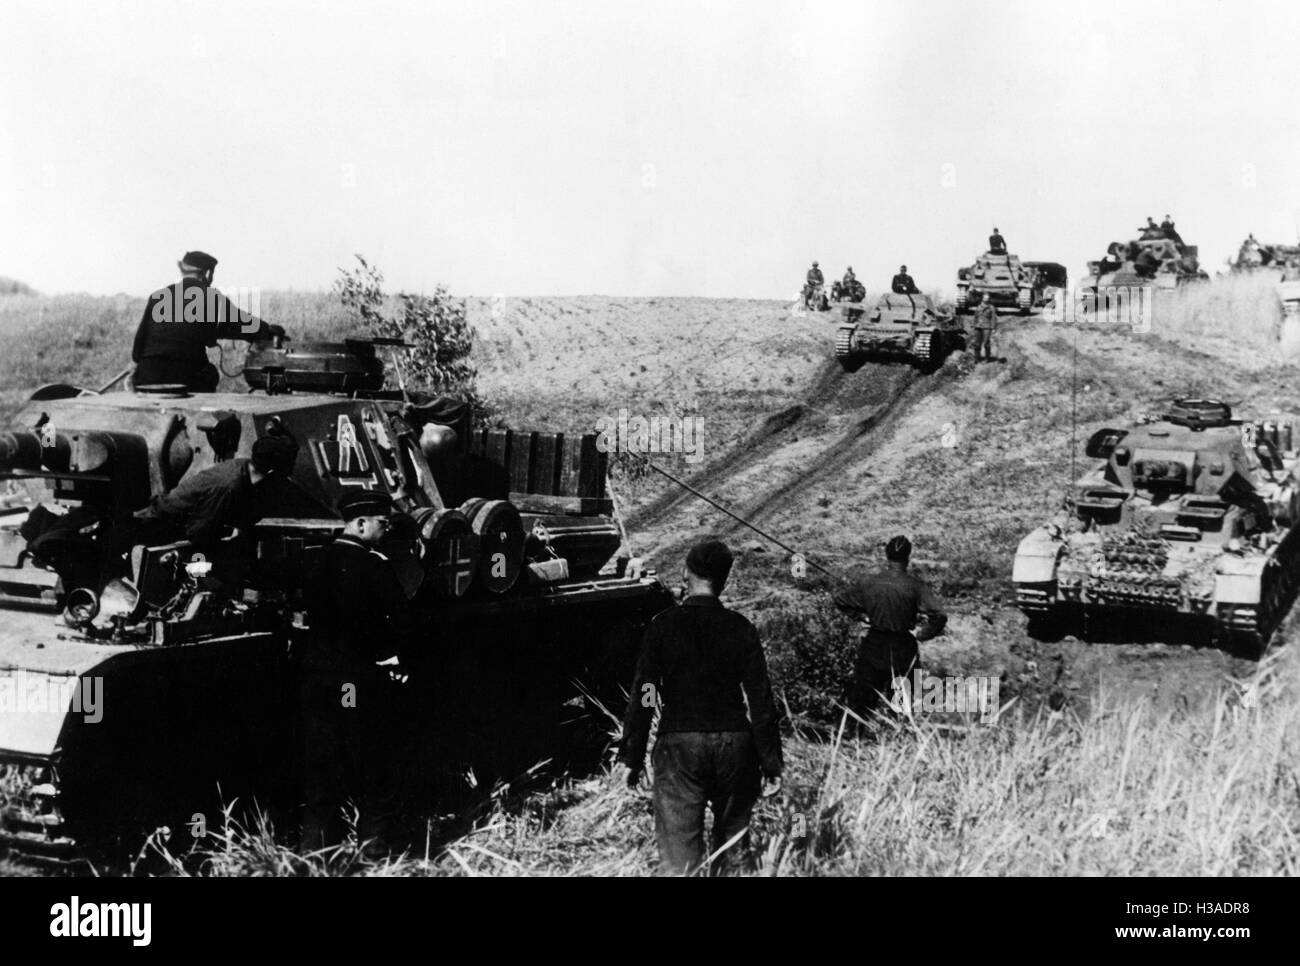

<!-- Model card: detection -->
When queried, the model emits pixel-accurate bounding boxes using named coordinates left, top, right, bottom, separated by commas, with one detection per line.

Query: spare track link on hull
left=0, top=760, right=79, bottom=862
left=834, top=326, right=856, bottom=359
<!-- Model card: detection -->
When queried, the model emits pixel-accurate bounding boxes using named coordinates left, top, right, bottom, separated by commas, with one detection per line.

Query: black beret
left=181, top=250, right=218, bottom=272
left=250, top=434, right=299, bottom=473
left=686, top=539, right=733, bottom=588
left=885, top=535, right=912, bottom=560
left=337, top=488, right=393, bottom=522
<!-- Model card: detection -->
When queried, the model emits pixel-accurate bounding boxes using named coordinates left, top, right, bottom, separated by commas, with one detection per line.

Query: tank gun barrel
left=0, top=431, right=42, bottom=470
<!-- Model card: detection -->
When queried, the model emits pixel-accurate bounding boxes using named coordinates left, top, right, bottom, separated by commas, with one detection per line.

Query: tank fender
left=1214, top=555, right=1267, bottom=606
left=1012, top=529, right=1061, bottom=583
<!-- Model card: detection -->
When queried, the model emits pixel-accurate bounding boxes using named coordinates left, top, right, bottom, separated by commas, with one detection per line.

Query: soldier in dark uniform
left=807, top=261, right=824, bottom=287
left=619, top=539, right=783, bottom=876
left=132, top=251, right=285, bottom=392
left=971, top=300, right=998, bottom=362
left=831, top=535, right=947, bottom=728
left=1160, top=215, right=1184, bottom=248
left=891, top=265, right=919, bottom=295
left=988, top=227, right=1006, bottom=254
left=128, top=434, right=299, bottom=552
left=298, top=489, right=415, bottom=855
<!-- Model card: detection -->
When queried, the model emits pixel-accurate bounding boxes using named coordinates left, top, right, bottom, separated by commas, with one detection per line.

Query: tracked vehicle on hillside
left=1077, top=224, right=1207, bottom=310
left=834, top=292, right=963, bottom=370
left=955, top=253, right=1066, bottom=315
left=1012, top=399, right=1300, bottom=656
left=0, top=338, right=672, bottom=862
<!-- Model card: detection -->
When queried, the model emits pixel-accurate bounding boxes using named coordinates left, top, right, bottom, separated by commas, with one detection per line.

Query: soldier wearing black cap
left=619, top=538, right=783, bottom=875
left=298, top=488, right=414, bottom=854
left=131, top=251, right=286, bottom=392
left=832, top=535, right=947, bottom=727
left=891, top=265, right=919, bottom=295
left=129, top=433, right=300, bottom=549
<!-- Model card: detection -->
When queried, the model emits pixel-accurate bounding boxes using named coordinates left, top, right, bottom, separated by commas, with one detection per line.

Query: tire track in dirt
left=642, top=359, right=939, bottom=567
left=626, top=357, right=851, bottom=532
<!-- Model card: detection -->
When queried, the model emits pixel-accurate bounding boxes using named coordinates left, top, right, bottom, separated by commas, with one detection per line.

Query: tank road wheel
left=835, top=326, right=862, bottom=371
left=1017, top=287, right=1033, bottom=315
left=463, top=499, right=525, bottom=594
left=414, top=507, right=478, bottom=597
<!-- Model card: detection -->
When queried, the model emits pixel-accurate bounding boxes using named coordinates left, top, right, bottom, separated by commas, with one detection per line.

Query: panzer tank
left=1229, top=238, right=1300, bottom=319
left=0, top=339, right=673, bottom=861
left=956, top=253, right=1066, bottom=315
left=834, top=292, right=963, bottom=370
left=1077, top=224, right=1206, bottom=311
left=1012, top=399, right=1300, bottom=657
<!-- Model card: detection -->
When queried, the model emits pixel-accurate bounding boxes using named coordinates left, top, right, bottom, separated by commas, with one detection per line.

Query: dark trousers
left=848, top=630, right=920, bottom=724
left=299, top=668, right=402, bottom=851
left=135, top=358, right=220, bottom=392
left=972, top=326, right=995, bottom=360
left=652, top=731, right=761, bottom=876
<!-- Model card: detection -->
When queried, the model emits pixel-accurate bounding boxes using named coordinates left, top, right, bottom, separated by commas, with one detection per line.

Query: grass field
left=2, top=272, right=1299, bottom=876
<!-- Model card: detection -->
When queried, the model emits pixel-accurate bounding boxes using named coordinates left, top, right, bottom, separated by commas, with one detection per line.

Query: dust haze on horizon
left=2, top=0, right=1299, bottom=301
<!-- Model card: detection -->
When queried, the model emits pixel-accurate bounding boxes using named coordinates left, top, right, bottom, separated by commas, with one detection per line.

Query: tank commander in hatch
left=132, top=250, right=286, bottom=392
left=891, top=265, right=919, bottom=295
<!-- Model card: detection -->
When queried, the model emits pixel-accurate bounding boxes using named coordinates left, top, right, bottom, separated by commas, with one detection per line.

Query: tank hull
left=0, top=577, right=673, bottom=861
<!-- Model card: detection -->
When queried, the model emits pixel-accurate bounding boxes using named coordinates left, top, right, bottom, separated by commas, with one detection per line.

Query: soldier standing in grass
left=131, top=250, right=285, bottom=392
left=971, top=299, right=998, bottom=363
left=298, top=489, right=414, bottom=856
left=832, top=535, right=947, bottom=730
left=618, top=539, right=783, bottom=876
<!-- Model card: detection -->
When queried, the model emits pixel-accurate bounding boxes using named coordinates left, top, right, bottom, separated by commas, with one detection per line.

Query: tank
left=1229, top=238, right=1300, bottom=319
left=834, top=292, right=963, bottom=370
left=0, top=339, right=674, bottom=861
left=1077, top=224, right=1207, bottom=309
left=1012, top=399, right=1300, bottom=657
left=956, top=253, right=1066, bottom=315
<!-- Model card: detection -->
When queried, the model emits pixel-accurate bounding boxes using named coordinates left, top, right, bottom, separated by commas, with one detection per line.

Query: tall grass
left=138, top=646, right=1299, bottom=876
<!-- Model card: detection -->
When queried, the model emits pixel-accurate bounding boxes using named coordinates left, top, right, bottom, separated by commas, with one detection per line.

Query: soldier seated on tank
left=891, top=265, right=919, bottom=295
left=1161, top=216, right=1184, bottom=248
left=1139, top=216, right=1161, bottom=240
left=988, top=227, right=1006, bottom=255
left=132, top=251, right=287, bottom=392
left=807, top=261, right=824, bottom=287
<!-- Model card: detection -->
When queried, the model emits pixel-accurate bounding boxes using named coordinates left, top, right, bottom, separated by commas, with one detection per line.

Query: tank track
left=1217, top=526, right=1300, bottom=653
left=911, top=331, right=935, bottom=366
left=0, top=760, right=78, bottom=863
left=1017, top=287, right=1033, bottom=313
left=955, top=288, right=968, bottom=313
left=834, top=326, right=856, bottom=358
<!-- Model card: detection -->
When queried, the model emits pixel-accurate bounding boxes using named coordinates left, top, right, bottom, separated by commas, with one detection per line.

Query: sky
left=2, top=0, right=1300, bottom=299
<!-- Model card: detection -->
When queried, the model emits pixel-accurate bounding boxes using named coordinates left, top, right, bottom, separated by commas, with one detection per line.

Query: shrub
left=334, top=256, right=489, bottom=420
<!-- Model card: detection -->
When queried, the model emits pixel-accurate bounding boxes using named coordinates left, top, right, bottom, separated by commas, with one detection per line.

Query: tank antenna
left=1070, top=325, right=1079, bottom=484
